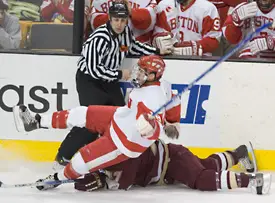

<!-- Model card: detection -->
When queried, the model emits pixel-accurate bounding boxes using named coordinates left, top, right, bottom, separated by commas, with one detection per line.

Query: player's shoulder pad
left=155, top=0, right=175, bottom=13
left=160, top=79, right=173, bottom=98
left=195, top=0, right=219, bottom=13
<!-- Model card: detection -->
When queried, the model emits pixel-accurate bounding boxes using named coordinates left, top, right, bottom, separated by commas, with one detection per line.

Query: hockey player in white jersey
left=223, top=0, right=275, bottom=58
left=90, top=0, right=157, bottom=44
left=153, top=0, right=222, bottom=56
left=13, top=55, right=181, bottom=191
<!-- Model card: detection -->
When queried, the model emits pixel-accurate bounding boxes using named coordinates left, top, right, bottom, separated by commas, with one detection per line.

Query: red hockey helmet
left=131, top=55, right=166, bottom=87
left=138, top=55, right=166, bottom=79
left=257, top=0, right=275, bottom=12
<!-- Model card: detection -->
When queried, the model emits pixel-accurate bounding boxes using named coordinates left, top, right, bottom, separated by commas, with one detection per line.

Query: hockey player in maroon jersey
left=74, top=139, right=271, bottom=195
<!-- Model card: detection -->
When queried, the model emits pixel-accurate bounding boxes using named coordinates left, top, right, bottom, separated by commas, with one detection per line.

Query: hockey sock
left=195, top=170, right=249, bottom=191
left=40, top=110, right=69, bottom=129
left=57, top=151, right=90, bottom=180
left=51, top=110, right=69, bottom=129
left=218, top=171, right=249, bottom=189
left=209, top=151, right=237, bottom=171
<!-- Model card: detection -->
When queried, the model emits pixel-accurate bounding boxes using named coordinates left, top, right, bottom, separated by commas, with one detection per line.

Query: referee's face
left=110, top=17, right=128, bottom=34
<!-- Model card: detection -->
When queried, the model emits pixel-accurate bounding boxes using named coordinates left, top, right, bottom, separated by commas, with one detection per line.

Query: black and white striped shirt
left=77, top=21, right=159, bottom=82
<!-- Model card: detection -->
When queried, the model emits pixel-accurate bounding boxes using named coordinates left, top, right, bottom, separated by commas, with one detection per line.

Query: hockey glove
left=173, top=41, right=203, bottom=56
left=249, top=35, right=275, bottom=55
left=74, top=172, right=106, bottom=192
left=136, top=113, right=156, bottom=138
left=164, top=122, right=180, bottom=139
left=231, top=2, right=258, bottom=26
left=152, top=33, right=174, bottom=50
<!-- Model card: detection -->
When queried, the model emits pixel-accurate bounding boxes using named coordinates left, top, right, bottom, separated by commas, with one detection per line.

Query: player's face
left=257, top=0, right=274, bottom=11
left=110, top=17, right=128, bottom=34
left=136, top=68, right=148, bottom=86
left=0, top=9, right=5, bottom=24
left=131, top=65, right=148, bottom=87
left=177, top=0, right=190, bottom=6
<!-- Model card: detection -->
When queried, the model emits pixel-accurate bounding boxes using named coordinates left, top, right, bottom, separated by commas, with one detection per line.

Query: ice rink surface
left=0, top=161, right=274, bottom=203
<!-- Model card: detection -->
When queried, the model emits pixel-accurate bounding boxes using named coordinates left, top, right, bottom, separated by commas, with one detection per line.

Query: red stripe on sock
left=64, top=162, right=81, bottom=179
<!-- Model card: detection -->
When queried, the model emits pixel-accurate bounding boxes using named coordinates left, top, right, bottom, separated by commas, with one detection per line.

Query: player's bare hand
left=121, top=69, right=132, bottom=81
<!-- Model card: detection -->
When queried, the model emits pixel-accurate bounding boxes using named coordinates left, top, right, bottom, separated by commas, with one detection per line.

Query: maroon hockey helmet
left=256, top=0, right=275, bottom=12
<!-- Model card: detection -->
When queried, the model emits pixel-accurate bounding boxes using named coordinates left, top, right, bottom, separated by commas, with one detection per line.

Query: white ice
left=0, top=161, right=274, bottom=203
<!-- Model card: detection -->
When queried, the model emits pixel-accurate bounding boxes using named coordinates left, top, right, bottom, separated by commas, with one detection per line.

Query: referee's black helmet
left=109, top=2, right=129, bottom=18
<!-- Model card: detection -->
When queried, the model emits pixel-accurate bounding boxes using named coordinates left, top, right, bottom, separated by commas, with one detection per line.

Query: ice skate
left=249, top=173, right=272, bottom=195
left=13, top=104, right=41, bottom=132
left=36, top=173, right=61, bottom=191
left=234, top=144, right=255, bottom=173
left=52, top=153, right=70, bottom=172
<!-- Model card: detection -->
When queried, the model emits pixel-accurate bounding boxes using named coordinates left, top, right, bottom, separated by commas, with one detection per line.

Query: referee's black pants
left=56, top=70, right=125, bottom=163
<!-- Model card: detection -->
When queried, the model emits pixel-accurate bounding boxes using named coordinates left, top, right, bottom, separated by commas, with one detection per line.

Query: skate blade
left=251, top=173, right=272, bottom=195
left=248, top=141, right=258, bottom=173
left=262, top=173, right=272, bottom=195
left=12, top=106, right=26, bottom=133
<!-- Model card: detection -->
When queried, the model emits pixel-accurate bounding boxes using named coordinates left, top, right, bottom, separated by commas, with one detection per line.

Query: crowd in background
left=0, top=0, right=274, bottom=59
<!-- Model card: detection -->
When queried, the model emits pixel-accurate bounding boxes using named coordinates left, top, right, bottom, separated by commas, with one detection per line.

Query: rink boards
left=1, top=53, right=275, bottom=170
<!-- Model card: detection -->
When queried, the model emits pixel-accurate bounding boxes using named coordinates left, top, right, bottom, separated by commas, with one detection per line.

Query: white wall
left=1, top=53, right=275, bottom=150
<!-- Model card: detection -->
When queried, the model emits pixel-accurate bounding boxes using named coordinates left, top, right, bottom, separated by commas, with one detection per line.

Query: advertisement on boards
left=1, top=54, right=275, bottom=150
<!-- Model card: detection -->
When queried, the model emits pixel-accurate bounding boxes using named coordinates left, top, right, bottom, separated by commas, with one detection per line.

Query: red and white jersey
left=207, top=0, right=246, bottom=25
left=154, top=0, right=222, bottom=55
left=40, top=0, right=74, bottom=22
left=90, top=0, right=157, bottom=44
left=110, top=81, right=181, bottom=158
left=223, top=4, right=275, bottom=58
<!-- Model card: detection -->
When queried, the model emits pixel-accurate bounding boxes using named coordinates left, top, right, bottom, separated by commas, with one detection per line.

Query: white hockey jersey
left=223, top=3, right=275, bottom=58
left=154, top=0, right=222, bottom=55
left=90, top=0, right=157, bottom=43
left=109, top=81, right=181, bottom=158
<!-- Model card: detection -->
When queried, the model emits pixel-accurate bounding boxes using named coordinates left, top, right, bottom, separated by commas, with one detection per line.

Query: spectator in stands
left=40, top=0, right=74, bottom=23
left=0, top=0, right=21, bottom=49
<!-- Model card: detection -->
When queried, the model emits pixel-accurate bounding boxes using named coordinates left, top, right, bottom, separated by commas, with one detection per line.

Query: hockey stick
left=152, top=22, right=272, bottom=116
left=0, top=179, right=76, bottom=189
left=0, top=169, right=107, bottom=189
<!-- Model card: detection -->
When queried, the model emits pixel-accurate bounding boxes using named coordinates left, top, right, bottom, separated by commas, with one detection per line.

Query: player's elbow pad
left=131, top=8, right=152, bottom=30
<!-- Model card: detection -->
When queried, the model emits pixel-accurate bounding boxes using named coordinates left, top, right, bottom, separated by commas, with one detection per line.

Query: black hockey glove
left=74, top=171, right=106, bottom=192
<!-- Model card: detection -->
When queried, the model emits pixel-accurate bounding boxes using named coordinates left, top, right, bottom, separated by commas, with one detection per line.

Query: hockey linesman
left=54, top=1, right=173, bottom=169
